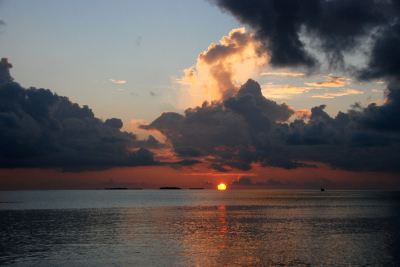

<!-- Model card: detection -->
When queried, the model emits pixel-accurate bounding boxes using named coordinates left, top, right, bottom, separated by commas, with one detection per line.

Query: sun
left=217, top=183, right=227, bottom=191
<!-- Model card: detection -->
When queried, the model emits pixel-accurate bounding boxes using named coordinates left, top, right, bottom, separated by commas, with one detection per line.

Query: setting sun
left=217, top=183, right=227, bottom=191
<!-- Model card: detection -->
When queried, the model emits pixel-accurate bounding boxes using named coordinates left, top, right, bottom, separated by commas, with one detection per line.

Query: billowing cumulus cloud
left=176, top=27, right=269, bottom=107
left=0, top=60, right=157, bottom=171
left=158, top=0, right=398, bottom=173
left=145, top=80, right=297, bottom=171
left=147, top=78, right=400, bottom=172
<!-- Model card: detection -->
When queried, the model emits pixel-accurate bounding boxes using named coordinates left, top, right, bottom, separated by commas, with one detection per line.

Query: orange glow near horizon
left=217, top=183, right=227, bottom=191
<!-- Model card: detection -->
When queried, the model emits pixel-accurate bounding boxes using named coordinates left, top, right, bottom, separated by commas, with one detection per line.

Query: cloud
left=213, top=0, right=398, bottom=69
left=109, top=79, right=127, bottom=85
left=128, top=118, right=167, bottom=147
left=261, top=71, right=305, bottom=77
left=305, top=75, right=350, bottom=88
left=0, top=58, right=12, bottom=84
left=311, top=89, right=364, bottom=99
left=232, top=176, right=254, bottom=185
left=260, top=75, right=354, bottom=100
left=357, top=79, right=400, bottom=131
left=145, top=79, right=296, bottom=171
left=293, top=109, right=311, bottom=120
left=0, top=60, right=158, bottom=171
left=233, top=176, right=336, bottom=189
left=104, top=118, right=123, bottom=129
left=147, top=78, right=400, bottom=173
left=260, top=75, right=354, bottom=99
left=211, top=1, right=400, bottom=105
left=176, top=27, right=269, bottom=107
left=225, top=79, right=294, bottom=122
left=198, top=1, right=400, bottom=173
left=261, top=83, right=313, bottom=99
left=359, top=22, right=400, bottom=80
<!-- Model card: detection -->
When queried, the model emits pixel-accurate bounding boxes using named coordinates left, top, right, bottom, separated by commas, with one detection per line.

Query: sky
left=0, top=0, right=385, bottom=126
left=0, top=0, right=240, bottom=127
left=0, top=0, right=399, bottom=189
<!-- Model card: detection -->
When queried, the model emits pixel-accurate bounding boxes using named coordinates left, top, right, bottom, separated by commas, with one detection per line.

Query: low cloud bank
left=145, top=79, right=400, bottom=172
left=0, top=59, right=160, bottom=171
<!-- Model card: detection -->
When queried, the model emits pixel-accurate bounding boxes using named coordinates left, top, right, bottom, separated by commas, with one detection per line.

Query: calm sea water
left=1, top=190, right=399, bottom=266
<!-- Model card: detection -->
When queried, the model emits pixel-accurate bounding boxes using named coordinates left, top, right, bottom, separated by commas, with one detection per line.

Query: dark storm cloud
left=282, top=103, right=400, bottom=171
left=355, top=79, right=400, bottom=131
left=143, top=99, right=253, bottom=159
left=224, top=79, right=293, bottom=124
left=144, top=80, right=293, bottom=171
left=148, top=0, right=399, bottom=173
left=213, top=0, right=395, bottom=69
left=145, top=80, right=299, bottom=171
left=360, top=23, right=400, bottom=80
left=0, top=60, right=158, bottom=170
left=147, top=1, right=400, bottom=172
left=212, top=1, right=400, bottom=90
left=104, top=118, right=123, bottom=129
left=147, top=79, right=400, bottom=172
left=0, top=58, right=12, bottom=84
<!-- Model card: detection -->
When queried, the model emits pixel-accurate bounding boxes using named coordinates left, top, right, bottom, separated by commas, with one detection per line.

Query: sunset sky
left=0, top=0, right=399, bottom=189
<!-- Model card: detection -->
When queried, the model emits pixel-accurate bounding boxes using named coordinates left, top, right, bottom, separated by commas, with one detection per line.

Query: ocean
left=1, top=190, right=399, bottom=266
